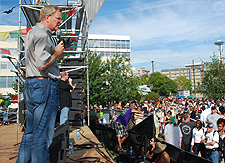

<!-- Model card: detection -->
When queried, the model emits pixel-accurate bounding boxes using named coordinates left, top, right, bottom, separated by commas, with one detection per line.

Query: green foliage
left=174, top=76, right=192, bottom=90
left=7, top=92, right=17, bottom=97
left=12, top=81, right=24, bottom=94
left=201, top=55, right=225, bottom=99
left=84, top=51, right=141, bottom=105
left=144, top=92, right=160, bottom=101
left=84, top=51, right=107, bottom=105
left=149, top=72, right=178, bottom=96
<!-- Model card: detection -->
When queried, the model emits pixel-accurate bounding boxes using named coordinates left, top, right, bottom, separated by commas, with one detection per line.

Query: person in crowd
left=115, top=102, right=142, bottom=154
left=146, top=137, right=170, bottom=163
left=180, top=113, right=196, bottom=152
left=218, top=106, right=225, bottom=119
left=200, top=105, right=211, bottom=127
left=156, top=107, right=164, bottom=137
left=58, top=71, right=76, bottom=125
left=164, top=116, right=182, bottom=148
left=0, top=105, right=8, bottom=125
left=163, top=110, right=171, bottom=126
left=201, top=122, right=219, bottom=163
left=134, top=106, right=144, bottom=125
left=16, top=5, right=64, bottom=163
left=109, top=111, right=118, bottom=128
left=190, top=120, right=206, bottom=158
left=217, top=118, right=225, bottom=162
left=205, top=106, right=221, bottom=130
left=176, top=108, right=183, bottom=125
left=150, top=108, right=160, bottom=138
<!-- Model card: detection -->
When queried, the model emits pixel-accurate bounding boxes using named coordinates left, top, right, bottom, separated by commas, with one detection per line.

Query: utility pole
left=151, top=61, right=154, bottom=73
left=192, top=60, right=196, bottom=97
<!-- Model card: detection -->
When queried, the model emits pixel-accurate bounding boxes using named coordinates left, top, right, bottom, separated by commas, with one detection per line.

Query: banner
left=85, top=0, right=105, bottom=30
left=62, top=8, right=76, bottom=22
left=0, top=32, right=10, bottom=40
left=59, top=33, right=79, bottom=57
left=0, top=48, right=20, bottom=56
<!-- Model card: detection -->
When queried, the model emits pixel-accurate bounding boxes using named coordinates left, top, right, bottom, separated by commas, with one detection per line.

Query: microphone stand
left=1, top=56, right=24, bottom=160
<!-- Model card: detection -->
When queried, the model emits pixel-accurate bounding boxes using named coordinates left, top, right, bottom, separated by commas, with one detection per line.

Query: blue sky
left=1, top=0, right=225, bottom=72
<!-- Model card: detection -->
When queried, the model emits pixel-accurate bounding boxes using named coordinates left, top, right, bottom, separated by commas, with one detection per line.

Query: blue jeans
left=60, top=106, right=70, bottom=125
left=0, top=110, right=8, bottom=122
left=205, top=149, right=219, bottom=163
left=16, top=78, right=59, bottom=163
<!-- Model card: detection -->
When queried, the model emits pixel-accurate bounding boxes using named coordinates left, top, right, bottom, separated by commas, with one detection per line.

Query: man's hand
left=38, top=41, right=64, bottom=71
left=54, top=41, right=64, bottom=57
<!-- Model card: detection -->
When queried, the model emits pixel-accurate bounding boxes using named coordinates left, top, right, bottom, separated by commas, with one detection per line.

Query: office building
left=161, top=62, right=205, bottom=90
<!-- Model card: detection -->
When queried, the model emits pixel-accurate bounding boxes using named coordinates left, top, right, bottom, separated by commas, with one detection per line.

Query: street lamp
left=214, top=39, right=224, bottom=62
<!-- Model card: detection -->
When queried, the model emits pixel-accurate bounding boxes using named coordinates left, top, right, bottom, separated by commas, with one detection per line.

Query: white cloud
left=89, top=0, right=225, bottom=71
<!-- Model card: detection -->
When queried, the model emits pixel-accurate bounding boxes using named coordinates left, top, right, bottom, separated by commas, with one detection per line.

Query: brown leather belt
left=27, top=77, right=47, bottom=80
left=36, top=77, right=46, bottom=80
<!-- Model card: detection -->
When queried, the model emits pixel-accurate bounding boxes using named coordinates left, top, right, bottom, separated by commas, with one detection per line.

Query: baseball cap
left=169, top=116, right=176, bottom=124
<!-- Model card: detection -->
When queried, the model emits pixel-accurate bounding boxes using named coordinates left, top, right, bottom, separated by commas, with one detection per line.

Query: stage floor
left=0, top=124, right=114, bottom=162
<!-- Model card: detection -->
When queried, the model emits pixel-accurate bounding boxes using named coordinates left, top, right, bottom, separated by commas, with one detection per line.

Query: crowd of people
left=89, top=98, right=225, bottom=163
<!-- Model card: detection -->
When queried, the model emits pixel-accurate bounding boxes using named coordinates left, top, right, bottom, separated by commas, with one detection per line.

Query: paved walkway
left=0, top=124, right=23, bottom=162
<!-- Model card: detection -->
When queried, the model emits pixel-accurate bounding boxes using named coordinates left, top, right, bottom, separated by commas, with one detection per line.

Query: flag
left=10, top=49, right=20, bottom=56
left=85, top=0, right=105, bottom=30
left=0, top=48, right=10, bottom=55
left=0, top=32, right=10, bottom=40
left=10, top=30, right=21, bottom=38
left=62, top=7, right=76, bottom=22
left=3, top=98, right=10, bottom=107
left=21, top=27, right=32, bottom=35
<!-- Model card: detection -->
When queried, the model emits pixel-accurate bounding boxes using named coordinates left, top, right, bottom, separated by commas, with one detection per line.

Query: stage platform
left=67, top=126, right=115, bottom=162
left=0, top=124, right=114, bottom=163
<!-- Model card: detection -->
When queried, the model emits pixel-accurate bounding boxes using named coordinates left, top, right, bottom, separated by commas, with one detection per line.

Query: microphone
left=1, top=55, right=15, bottom=59
left=56, top=29, right=61, bottom=44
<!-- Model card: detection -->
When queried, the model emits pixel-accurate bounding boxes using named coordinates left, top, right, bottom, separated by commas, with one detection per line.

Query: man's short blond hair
left=39, top=5, right=62, bottom=22
left=60, top=71, right=68, bottom=78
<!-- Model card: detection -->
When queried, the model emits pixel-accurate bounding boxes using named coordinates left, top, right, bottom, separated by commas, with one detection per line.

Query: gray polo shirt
left=25, top=23, right=60, bottom=79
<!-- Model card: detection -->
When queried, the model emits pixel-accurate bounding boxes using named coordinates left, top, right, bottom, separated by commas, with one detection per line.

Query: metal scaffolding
left=18, top=0, right=88, bottom=127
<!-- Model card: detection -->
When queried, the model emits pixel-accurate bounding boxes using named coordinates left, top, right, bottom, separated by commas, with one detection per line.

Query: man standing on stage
left=58, top=71, right=76, bottom=125
left=17, top=5, right=64, bottom=163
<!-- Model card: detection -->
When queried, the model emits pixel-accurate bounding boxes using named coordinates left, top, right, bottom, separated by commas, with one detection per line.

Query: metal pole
left=151, top=61, right=154, bottom=73
left=18, top=0, right=22, bottom=126
left=87, top=35, right=90, bottom=126
left=192, top=60, right=196, bottom=97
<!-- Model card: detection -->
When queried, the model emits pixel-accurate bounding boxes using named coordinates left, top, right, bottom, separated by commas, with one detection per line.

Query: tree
left=84, top=51, right=141, bottom=105
left=84, top=51, right=107, bottom=105
left=144, top=92, right=160, bottom=102
left=101, top=53, right=139, bottom=103
left=201, top=54, right=225, bottom=99
left=149, top=72, right=177, bottom=96
left=174, top=76, right=192, bottom=90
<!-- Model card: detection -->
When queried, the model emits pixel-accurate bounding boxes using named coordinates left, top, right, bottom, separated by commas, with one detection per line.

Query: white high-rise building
left=88, top=34, right=131, bottom=61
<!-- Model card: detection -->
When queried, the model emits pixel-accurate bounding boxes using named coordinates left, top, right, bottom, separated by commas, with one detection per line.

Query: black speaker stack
left=61, top=58, right=85, bottom=126
left=50, top=123, right=69, bottom=163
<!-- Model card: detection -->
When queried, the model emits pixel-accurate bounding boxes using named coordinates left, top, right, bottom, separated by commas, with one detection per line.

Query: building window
left=88, top=39, right=94, bottom=48
left=1, top=63, right=7, bottom=69
left=105, top=40, right=110, bottom=48
left=0, top=76, right=16, bottom=88
left=111, top=40, right=116, bottom=48
left=94, top=39, right=100, bottom=48
left=116, top=40, right=120, bottom=48
left=100, top=39, right=104, bottom=48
